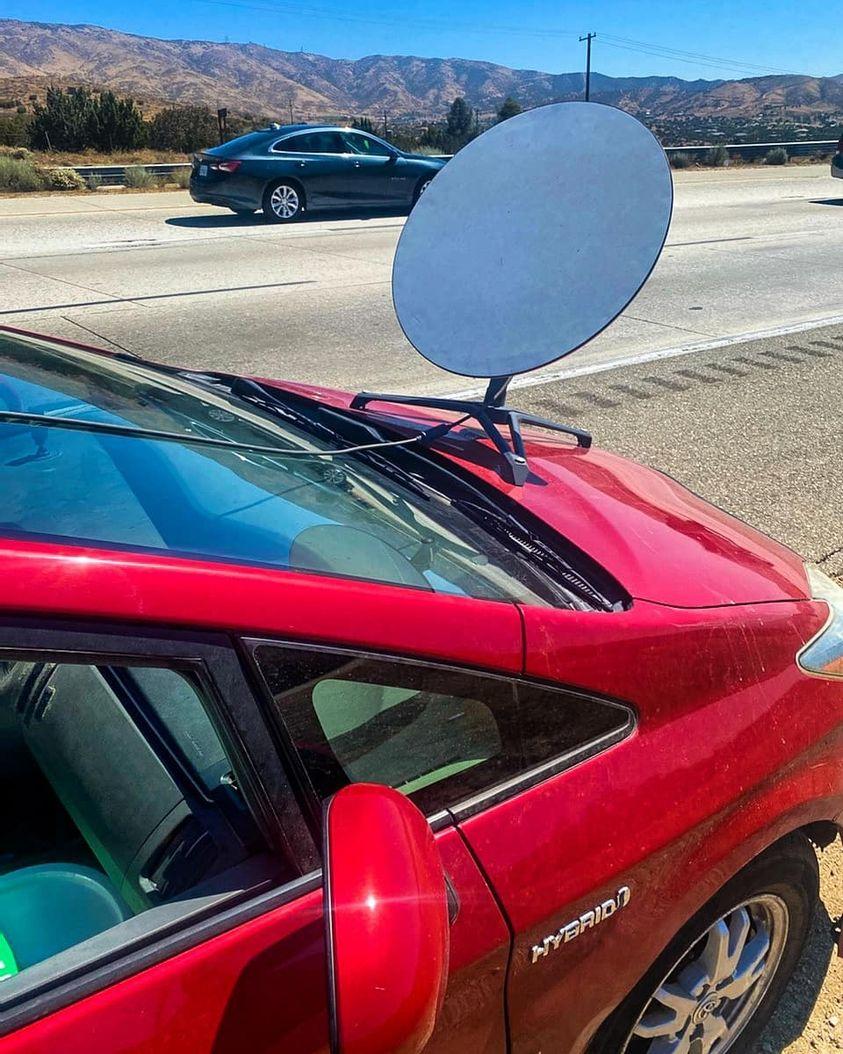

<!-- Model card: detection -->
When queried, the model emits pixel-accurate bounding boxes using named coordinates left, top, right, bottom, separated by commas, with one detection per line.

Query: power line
left=187, top=1, right=804, bottom=81
left=191, top=0, right=581, bottom=42
left=599, top=34, right=799, bottom=78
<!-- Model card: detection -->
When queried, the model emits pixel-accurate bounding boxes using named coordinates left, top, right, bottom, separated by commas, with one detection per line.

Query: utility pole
left=579, top=32, right=596, bottom=101
left=288, top=99, right=294, bottom=124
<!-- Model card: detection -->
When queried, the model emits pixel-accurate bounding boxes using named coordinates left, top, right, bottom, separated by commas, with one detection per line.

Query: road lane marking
left=0, top=279, right=316, bottom=316
left=444, top=314, right=843, bottom=398
left=668, top=236, right=752, bottom=247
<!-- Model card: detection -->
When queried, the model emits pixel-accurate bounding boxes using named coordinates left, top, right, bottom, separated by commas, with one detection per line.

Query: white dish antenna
left=353, top=102, right=673, bottom=484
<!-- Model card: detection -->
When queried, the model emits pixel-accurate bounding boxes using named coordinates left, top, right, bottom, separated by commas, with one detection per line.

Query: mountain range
left=1, top=19, right=843, bottom=121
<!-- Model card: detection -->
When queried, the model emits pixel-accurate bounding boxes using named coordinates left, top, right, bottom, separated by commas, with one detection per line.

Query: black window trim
left=242, top=636, right=637, bottom=830
left=0, top=618, right=320, bottom=1035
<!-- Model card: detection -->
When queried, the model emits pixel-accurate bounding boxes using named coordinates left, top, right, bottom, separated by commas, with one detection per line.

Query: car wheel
left=412, top=177, right=432, bottom=206
left=263, top=181, right=304, bottom=223
left=589, top=834, right=819, bottom=1054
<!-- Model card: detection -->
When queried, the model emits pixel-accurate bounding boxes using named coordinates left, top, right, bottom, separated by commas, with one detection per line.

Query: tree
left=148, top=106, right=219, bottom=153
left=446, top=97, right=473, bottom=142
left=89, top=91, right=146, bottom=153
left=29, top=86, right=93, bottom=150
left=28, top=86, right=145, bottom=152
left=497, top=97, right=522, bottom=122
left=353, top=116, right=375, bottom=134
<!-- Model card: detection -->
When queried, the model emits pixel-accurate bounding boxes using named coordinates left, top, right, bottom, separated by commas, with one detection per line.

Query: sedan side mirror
left=323, top=783, right=450, bottom=1054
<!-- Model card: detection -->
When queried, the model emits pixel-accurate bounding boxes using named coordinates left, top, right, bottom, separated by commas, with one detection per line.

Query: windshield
left=0, top=331, right=561, bottom=606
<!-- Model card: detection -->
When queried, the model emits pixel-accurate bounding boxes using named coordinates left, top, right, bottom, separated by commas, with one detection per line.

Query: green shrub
left=148, top=105, right=217, bottom=153
left=171, top=166, right=191, bottom=188
left=0, top=112, right=31, bottom=147
left=0, top=156, right=47, bottom=191
left=704, top=145, right=729, bottom=167
left=123, top=165, right=155, bottom=188
left=48, top=166, right=86, bottom=190
left=29, top=86, right=145, bottom=152
left=764, top=146, right=788, bottom=165
left=0, top=145, right=31, bottom=160
left=670, top=152, right=692, bottom=169
left=86, top=172, right=102, bottom=190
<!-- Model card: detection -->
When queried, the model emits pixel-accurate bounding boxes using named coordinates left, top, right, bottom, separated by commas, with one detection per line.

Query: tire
left=411, top=177, right=432, bottom=206
left=589, top=834, right=819, bottom=1054
left=228, top=207, right=255, bottom=216
left=262, top=180, right=304, bottom=223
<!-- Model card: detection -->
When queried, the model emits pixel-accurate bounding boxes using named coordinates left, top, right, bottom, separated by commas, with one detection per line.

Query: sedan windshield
left=0, top=331, right=561, bottom=606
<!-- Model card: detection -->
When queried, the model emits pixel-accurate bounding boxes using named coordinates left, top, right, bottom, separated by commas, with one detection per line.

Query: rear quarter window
left=250, top=643, right=634, bottom=817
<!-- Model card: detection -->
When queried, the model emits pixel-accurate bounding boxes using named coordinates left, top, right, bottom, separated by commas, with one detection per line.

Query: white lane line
left=444, top=314, right=843, bottom=399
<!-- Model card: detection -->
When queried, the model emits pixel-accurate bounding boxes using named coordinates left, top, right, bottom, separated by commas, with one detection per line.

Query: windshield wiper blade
left=452, top=498, right=615, bottom=612
left=0, top=409, right=316, bottom=457
left=225, top=377, right=434, bottom=499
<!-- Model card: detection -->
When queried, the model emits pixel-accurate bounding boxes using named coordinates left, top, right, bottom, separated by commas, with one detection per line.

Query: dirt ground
left=760, top=840, right=842, bottom=1052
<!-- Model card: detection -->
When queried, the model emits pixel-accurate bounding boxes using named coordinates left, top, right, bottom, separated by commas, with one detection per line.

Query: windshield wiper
left=223, top=379, right=619, bottom=611
left=451, top=499, right=616, bottom=612
left=222, top=377, right=436, bottom=500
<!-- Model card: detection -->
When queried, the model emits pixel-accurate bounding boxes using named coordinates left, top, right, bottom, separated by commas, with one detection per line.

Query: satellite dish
left=353, top=103, right=672, bottom=485
left=392, top=101, right=672, bottom=378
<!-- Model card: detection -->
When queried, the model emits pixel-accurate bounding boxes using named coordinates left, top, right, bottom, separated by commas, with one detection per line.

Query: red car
left=0, top=324, right=840, bottom=1054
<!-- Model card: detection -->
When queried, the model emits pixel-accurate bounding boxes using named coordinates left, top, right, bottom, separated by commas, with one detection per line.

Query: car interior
left=0, top=659, right=267, bottom=983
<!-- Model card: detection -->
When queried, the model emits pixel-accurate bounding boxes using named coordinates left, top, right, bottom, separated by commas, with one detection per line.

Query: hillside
left=1, top=19, right=842, bottom=122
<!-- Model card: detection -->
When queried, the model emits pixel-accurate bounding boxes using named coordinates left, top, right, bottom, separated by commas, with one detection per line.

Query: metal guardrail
left=57, top=141, right=838, bottom=185
left=663, top=139, right=838, bottom=161
left=65, top=162, right=191, bottom=186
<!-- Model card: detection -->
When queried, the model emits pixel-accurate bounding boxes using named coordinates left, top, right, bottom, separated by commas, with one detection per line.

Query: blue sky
left=5, top=0, right=841, bottom=80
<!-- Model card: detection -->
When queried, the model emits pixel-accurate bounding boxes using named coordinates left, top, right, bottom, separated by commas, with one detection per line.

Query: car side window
left=0, top=659, right=265, bottom=983
left=250, top=643, right=634, bottom=816
left=274, top=131, right=346, bottom=154
left=341, top=132, right=391, bottom=156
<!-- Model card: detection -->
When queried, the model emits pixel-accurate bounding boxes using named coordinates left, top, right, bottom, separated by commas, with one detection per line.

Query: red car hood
left=261, top=380, right=809, bottom=609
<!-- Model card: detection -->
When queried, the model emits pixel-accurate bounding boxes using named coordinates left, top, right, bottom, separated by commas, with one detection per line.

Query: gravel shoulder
left=763, top=842, right=841, bottom=1052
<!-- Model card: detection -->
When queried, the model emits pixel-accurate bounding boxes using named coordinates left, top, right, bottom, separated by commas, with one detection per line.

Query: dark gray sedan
left=189, top=124, right=446, bottom=221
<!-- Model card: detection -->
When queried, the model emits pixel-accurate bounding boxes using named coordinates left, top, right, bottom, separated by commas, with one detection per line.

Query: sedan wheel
left=264, top=182, right=303, bottom=222
left=622, top=896, right=788, bottom=1054
left=412, top=178, right=432, bottom=207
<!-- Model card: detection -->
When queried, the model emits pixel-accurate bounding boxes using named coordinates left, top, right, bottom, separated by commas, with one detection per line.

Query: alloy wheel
left=270, top=184, right=300, bottom=219
left=621, top=895, right=789, bottom=1054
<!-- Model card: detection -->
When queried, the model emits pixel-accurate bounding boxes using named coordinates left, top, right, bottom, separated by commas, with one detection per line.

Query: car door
left=270, top=131, right=351, bottom=207
left=339, top=131, right=415, bottom=205
left=0, top=601, right=515, bottom=1053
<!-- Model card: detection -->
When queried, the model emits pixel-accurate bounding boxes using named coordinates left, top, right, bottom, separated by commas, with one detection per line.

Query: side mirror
left=323, top=784, right=450, bottom=1054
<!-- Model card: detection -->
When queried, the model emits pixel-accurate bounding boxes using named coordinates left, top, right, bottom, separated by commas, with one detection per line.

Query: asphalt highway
left=1, top=164, right=842, bottom=396
left=0, top=162, right=841, bottom=1053
left=1, top=163, right=840, bottom=568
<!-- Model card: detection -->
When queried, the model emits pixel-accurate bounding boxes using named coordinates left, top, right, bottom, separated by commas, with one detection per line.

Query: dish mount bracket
left=350, top=376, right=591, bottom=486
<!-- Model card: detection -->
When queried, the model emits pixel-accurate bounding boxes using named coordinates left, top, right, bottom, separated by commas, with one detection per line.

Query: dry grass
left=27, top=148, right=191, bottom=166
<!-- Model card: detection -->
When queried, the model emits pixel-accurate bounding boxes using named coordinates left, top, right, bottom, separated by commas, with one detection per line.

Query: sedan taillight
left=215, top=160, right=241, bottom=173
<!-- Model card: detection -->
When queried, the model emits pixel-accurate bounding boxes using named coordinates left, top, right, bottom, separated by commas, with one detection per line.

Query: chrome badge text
left=530, top=887, right=631, bottom=964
